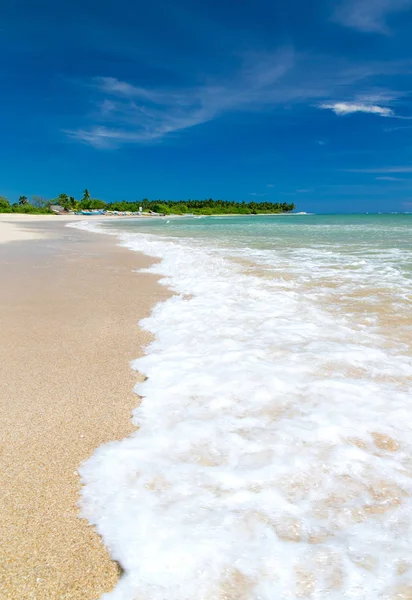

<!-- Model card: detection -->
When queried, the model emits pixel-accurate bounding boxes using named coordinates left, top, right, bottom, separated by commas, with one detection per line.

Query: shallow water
left=74, top=214, right=412, bottom=599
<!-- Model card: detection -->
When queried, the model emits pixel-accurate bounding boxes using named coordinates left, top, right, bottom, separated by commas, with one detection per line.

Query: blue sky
left=2, top=0, right=412, bottom=212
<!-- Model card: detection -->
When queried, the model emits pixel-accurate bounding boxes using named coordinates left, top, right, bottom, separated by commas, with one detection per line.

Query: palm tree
left=18, top=195, right=28, bottom=205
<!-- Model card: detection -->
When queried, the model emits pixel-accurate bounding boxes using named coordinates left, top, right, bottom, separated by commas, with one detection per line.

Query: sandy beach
left=0, top=215, right=168, bottom=598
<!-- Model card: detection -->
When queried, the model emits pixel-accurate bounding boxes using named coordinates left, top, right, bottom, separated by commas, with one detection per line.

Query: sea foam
left=72, top=220, right=412, bottom=600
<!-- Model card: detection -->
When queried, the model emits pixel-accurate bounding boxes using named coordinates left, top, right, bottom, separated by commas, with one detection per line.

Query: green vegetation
left=0, top=195, right=52, bottom=214
left=0, top=196, right=10, bottom=211
left=106, top=199, right=295, bottom=215
left=0, top=192, right=295, bottom=215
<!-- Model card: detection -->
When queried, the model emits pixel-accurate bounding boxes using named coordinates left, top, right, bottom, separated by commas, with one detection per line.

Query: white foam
left=71, top=220, right=412, bottom=599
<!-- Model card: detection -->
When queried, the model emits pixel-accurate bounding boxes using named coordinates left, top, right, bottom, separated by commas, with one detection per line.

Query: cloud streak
left=333, top=0, right=412, bottom=33
left=320, top=102, right=394, bottom=116
left=345, top=166, right=412, bottom=173
left=384, top=125, right=412, bottom=132
left=67, top=49, right=296, bottom=147
left=66, top=51, right=412, bottom=148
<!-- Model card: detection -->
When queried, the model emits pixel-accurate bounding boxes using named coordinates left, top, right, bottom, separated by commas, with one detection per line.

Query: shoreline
left=73, top=213, right=412, bottom=600
left=0, top=215, right=169, bottom=598
left=4, top=215, right=412, bottom=597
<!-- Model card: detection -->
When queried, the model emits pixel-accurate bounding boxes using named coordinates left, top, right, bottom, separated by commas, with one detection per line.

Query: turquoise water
left=78, top=214, right=412, bottom=600
left=104, top=213, right=412, bottom=273
left=104, top=212, right=412, bottom=239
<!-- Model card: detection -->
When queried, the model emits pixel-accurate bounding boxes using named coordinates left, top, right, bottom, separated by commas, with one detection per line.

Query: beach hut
left=49, top=204, right=67, bottom=214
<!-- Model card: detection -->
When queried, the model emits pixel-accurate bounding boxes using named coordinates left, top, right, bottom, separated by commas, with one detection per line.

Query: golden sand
left=0, top=216, right=168, bottom=598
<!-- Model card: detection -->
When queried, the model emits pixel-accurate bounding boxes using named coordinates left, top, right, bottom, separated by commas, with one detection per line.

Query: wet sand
left=0, top=216, right=168, bottom=598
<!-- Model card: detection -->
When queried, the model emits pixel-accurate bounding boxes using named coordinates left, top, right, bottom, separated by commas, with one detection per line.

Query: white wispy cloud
left=67, top=49, right=296, bottom=147
left=333, top=0, right=412, bottom=33
left=65, top=126, right=152, bottom=149
left=384, top=124, right=412, bottom=132
left=320, top=102, right=394, bottom=116
left=66, top=51, right=412, bottom=148
left=356, top=90, right=407, bottom=103
left=345, top=166, right=412, bottom=172
left=376, top=176, right=403, bottom=180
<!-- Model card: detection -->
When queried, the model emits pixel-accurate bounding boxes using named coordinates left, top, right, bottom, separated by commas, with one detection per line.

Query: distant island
left=0, top=190, right=295, bottom=216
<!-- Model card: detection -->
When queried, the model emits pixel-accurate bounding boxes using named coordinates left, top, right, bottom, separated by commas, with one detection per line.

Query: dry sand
left=0, top=215, right=169, bottom=598
left=0, top=213, right=106, bottom=244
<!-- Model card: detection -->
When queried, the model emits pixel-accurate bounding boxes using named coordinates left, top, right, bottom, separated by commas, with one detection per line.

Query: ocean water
left=73, top=214, right=412, bottom=600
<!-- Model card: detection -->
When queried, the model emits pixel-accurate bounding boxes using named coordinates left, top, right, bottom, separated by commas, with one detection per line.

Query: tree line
left=0, top=190, right=93, bottom=214
left=0, top=190, right=295, bottom=215
left=135, top=199, right=295, bottom=215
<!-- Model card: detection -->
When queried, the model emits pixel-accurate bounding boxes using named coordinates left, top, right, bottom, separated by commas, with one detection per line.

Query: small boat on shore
left=78, top=209, right=105, bottom=216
